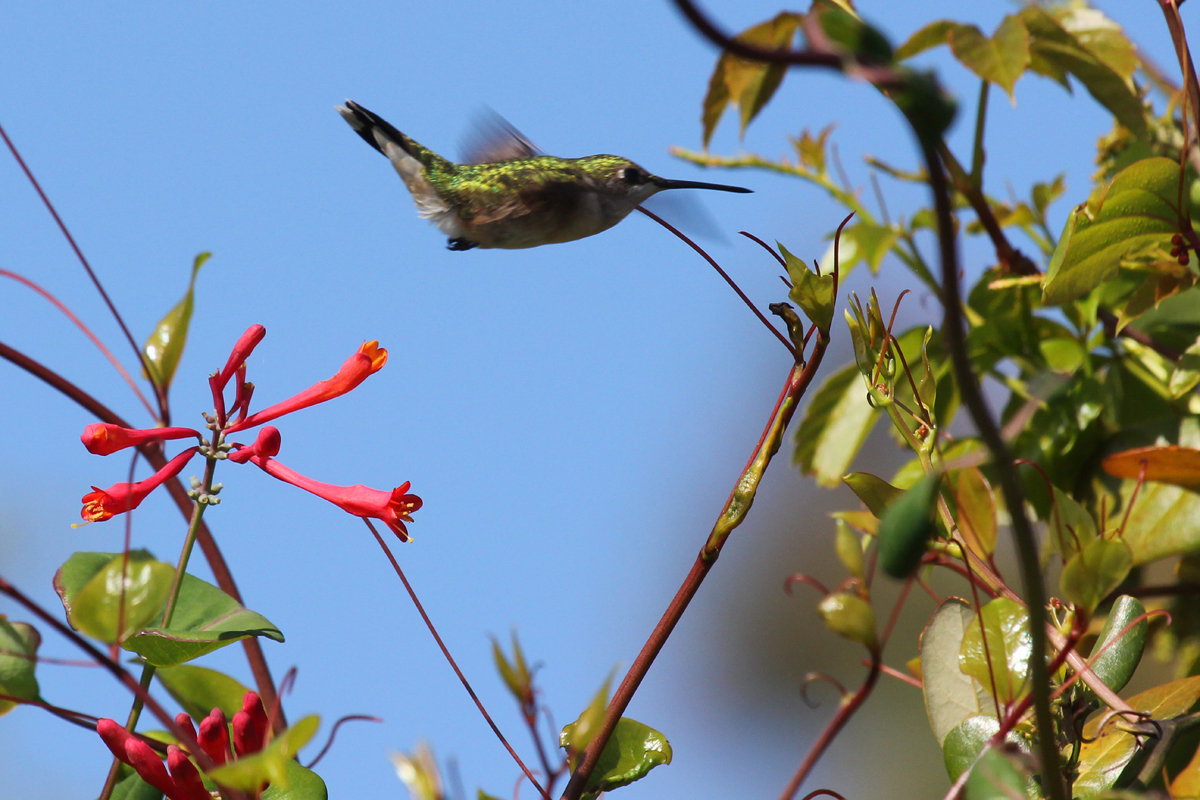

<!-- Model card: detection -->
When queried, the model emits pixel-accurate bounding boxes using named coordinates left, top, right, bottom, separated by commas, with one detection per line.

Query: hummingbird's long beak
left=655, top=178, right=752, bottom=193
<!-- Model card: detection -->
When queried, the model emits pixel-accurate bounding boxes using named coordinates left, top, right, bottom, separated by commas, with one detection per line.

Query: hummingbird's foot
left=447, top=237, right=478, bottom=251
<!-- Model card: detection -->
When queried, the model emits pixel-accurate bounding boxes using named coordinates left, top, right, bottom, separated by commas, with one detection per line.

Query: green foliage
left=876, top=472, right=941, bottom=578
left=816, top=592, right=877, bottom=649
left=142, top=252, right=209, bottom=392
left=794, top=363, right=879, bottom=487
left=1082, top=595, right=1148, bottom=702
left=54, top=551, right=282, bottom=666
left=959, top=598, right=1031, bottom=706
left=920, top=599, right=995, bottom=746
left=571, top=718, right=672, bottom=799
left=0, top=616, right=41, bottom=716
left=155, top=663, right=253, bottom=722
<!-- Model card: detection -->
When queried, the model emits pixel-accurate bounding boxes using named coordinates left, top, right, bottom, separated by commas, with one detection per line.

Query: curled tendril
left=1080, top=709, right=1154, bottom=743
left=801, top=790, right=849, bottom=800
left=800, top=672, right=848, bottom=708
left=785, top=574, right=830, bottom=596
left=306, top=714, right=382, bottom=768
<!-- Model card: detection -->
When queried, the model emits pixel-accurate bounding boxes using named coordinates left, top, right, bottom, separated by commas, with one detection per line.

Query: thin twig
left=637, top=206, right=795, bottom=355
left=363, top=520, right=548, bottom=800
left=0, top=121, right=167, bottom=419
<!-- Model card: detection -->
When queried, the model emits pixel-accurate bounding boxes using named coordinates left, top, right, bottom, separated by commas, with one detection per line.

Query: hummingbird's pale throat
left=337, top=100, right=751, bottom=250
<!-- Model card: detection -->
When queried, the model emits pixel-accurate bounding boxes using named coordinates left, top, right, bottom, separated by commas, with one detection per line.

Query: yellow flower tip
left=359, top=340, right=388, bottom=371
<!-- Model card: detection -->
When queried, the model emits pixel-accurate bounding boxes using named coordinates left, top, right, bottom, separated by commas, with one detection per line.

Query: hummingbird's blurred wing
left=640, top=192, right=729, bottom=244
left=458, top=108, right=542, bottom=164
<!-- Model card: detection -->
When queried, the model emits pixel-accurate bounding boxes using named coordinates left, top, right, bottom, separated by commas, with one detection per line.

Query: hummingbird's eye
left=622, top=167, right=646, bottom=185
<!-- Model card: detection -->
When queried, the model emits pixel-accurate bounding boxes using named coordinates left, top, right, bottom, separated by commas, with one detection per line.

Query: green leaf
left=54, top=551, right=175, bottom=644
left=155, top=664, right=253, bottom=722
left=891, top=68, right=958, bottom=147
left=261, top=761, right=328, bottom=800
left=943, top=716, right=1031, bottom=783
left=1019, top=6, right=1146, bottom=137
left=109, top=765, right=164, bottom=800
left=842, top=472, right=902, bottom=518
left=815, top=5, right=891, bottom=61
left=960, top=597, right=1030, bottom=706
left=964, top=747, right=1031, bottom=800
left=142, top=252, right=209, bottom=391
left=895, top=20, right=956, bottom=61
left=561, top=670, right=614, bottom=756
left=877, top=473, right=942, bottom=579
left=492, top=630, right=532, bottom=705
left=1169, top=337, right=1200, bottom=398
left=1076, top=676, right=1200, bottom=797
left=1082, top=595, right=1147, bottom=703
left=947, top=16, right=1030, bottom=100
left=0, top=617, right=40, bottom=716
left=700, top=13, right=802, bottom=147
left=1044, top=158, right=1187, bottom=305
left=780, top=243, right=835, bottom=332
left=208, top=715, right=320, bottom=791
left=834, top=519, right=864, bottom=579
left=390, top=742, right=443, bottom=800
left=817, top=592, right=877, bottom=649
left=1045, top=486, right=1098, bottom=560
left=920, top=599, right=993, bottom=746
left=125, top=571, right=284, bottom=667
left=1053, top=5, right=1138, bottom=82
left=795, top=365, right=879, bottom=487
left=835, top=220, right=900, bottom=276
left=947, top=468, right=997, bottom=559
left=578, top=718, right=672, bottom=798
left=1059, top=538, right=1132, bottom=613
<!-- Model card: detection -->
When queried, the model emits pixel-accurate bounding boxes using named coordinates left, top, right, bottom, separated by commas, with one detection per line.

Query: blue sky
left=0, top=2, right=1184, bottom=799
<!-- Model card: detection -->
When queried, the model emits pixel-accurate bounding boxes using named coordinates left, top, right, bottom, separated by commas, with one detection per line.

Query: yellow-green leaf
left=1059, top=537, right=1132, bottom=613
left=577, top=718, right=672, bottom=798
left=794, top=364, right=879, bottom=488
left=142, top=252, right=209, bottom=392
left=817, top=592, right=877, bottom=649
left=947, top=16, right=1030, bottom=100
left=389, top=742, right=443, bottom=800
left=960, top=597, right=1030, bottom=706
left=1076, top=676, right=1200, bottom=797
left=948, top=468, right=997, bottom=559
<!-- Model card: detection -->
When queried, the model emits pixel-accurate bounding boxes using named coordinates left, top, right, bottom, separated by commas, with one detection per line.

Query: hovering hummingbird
left=336, top=100, right=752, bottom=251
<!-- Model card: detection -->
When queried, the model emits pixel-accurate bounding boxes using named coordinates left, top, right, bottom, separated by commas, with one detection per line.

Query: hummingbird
left=336, top=100, right=752, bottom=251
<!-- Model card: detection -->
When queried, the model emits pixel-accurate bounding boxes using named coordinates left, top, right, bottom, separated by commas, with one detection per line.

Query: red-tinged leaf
left=1101, top=445, right=1200, bottom=493
left=948, top=468, right=997, bottom=559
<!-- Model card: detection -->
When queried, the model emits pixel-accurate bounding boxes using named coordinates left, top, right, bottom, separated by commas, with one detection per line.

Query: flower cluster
left=97, top=691, right=270, bottom=799
left=79, top=325, right=421, bottom=540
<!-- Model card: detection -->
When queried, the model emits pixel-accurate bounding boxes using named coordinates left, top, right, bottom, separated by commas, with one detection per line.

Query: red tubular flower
left=249, top=455, right=421, bottom=541
left=124, top=737, right=175, bottom=797
left=81, top=423, right=200, bottom=456
left=232, top=691, right=269, bottom=755
left=197, top=708, right=231, bottom=765
left=167, top=746, right=211, bottom=800
left=216, top=324, right=266, bottom=390
left=97, top=718, right=135, bottom=763
left=174, top=712, right=198, bottom=742
left=81, top=447, right=199, bottom=522
left=226, top=340, right=388, bottom=433
left=227, top=426, right=282, bottom=464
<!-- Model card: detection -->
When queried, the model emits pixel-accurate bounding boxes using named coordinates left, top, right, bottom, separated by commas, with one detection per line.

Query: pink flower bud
left=228, top=426, right=282, bottom=464
left=82, top=423, right=200, bottom=456
left=124, top=737, right=175, bottom=796
left=167, top=745, right=211, bottom=800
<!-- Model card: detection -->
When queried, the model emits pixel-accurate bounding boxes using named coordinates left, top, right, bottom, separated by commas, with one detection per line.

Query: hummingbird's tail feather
left=336, top=101, right=452, bottom=171
left=336, top=100, right=461, bottom=234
